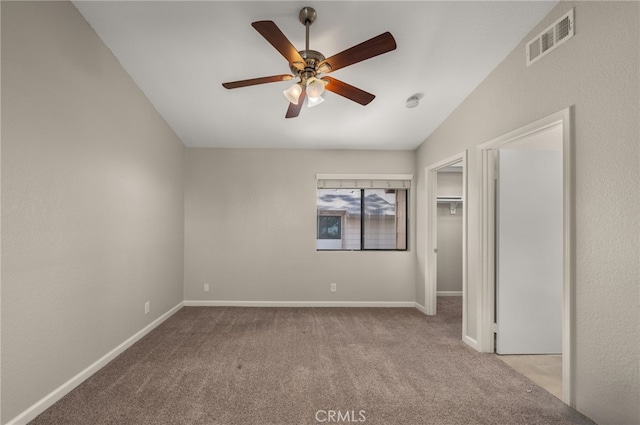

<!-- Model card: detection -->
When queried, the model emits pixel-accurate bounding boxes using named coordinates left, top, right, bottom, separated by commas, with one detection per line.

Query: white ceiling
left=73, top=1, right=558, bottom=150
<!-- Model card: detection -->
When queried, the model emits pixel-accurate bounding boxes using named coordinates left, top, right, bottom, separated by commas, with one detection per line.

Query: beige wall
left=416, top=2, right=639, bottom=423
left=436, top=171, right=463, bottom=198
left=184, top=149, right=416, bottom=303
left=1, top=2, right=185, bottom=422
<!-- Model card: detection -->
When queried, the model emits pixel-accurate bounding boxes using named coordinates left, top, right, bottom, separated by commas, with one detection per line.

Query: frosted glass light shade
left=283, top=83, right=303, bottom=104
left=307, top=95, right=325, bottom=108
left=306, top=77, right=327, bottom=98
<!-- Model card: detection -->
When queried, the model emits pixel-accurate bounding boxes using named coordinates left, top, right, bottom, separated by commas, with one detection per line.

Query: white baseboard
left=183, top=300, right=416, bottom=308
left=414, top=303, right=427, bottom=314
left=437, top=291, right=463, bottom=296
left=7, top=302, right=184, bottom=425
left=463, top=335, right=479, bottom=350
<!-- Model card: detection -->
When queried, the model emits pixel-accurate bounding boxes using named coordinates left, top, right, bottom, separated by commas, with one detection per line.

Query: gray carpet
left=31, top=298, right=595, bottom=424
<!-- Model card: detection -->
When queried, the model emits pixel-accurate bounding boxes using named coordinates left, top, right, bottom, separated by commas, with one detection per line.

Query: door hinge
left=492, top=323, right=498, bottom=333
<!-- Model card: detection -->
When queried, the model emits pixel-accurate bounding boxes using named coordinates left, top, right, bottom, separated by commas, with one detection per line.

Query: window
left=316, top=175, right=410, bottom=251
left=317, top=215, right=342, bottom=240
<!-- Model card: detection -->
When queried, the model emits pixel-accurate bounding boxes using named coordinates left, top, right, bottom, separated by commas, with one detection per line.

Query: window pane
left=317, top=189, right=361, bottom=250
left=363, top=189, right=400, bottom=250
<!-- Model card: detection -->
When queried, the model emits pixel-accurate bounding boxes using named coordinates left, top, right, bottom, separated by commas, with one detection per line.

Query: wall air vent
left=526, top=8, right=574, bottom=67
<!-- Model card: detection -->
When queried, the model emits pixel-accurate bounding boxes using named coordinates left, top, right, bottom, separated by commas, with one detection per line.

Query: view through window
left=317, top=188, right=407, bottom=251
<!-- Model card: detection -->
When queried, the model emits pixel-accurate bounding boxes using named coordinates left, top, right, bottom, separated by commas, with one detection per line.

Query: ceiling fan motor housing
left=290, top=50, right=326, bottom=80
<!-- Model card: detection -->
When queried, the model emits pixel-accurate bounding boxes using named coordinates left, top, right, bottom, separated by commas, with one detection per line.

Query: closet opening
left=424, top=151, right=471, bottom=347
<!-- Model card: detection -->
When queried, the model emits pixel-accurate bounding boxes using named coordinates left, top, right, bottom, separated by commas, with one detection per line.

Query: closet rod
left=436, top=196, right=463, bottom=202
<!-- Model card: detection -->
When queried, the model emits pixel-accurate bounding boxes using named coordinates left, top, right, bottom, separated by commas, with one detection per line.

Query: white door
left=496, top=149, right=563, bottom=354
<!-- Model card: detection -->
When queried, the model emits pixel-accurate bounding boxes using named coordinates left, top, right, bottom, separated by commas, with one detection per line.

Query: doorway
left=478, top=107, right=574, bottom=405
left=424, top=151, right=469, bottom=346
left=436, top=162, right=464, bottom=337
left=436, top=162, right=464, bottom=298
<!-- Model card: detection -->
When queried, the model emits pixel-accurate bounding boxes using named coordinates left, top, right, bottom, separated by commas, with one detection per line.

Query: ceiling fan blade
left=319, top=32, right=396, bottom=74
left=321, top=77, right=375, bottom=106
left=252, top=21, right=306, bottom=70
left=285, top=89, right=306, bottom=119
left=222, top=75, right=294, bottom=89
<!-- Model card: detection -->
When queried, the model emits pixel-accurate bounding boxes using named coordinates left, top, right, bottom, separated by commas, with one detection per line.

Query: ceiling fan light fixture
left=307, top=95, right=325, bottom=108
left=283, top=82, right=303, bottom=104
left=306, top=77, right=327, bottom=98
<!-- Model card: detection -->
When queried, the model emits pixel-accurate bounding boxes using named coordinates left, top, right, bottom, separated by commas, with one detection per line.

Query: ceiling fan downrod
left=291, top=7, right=326, bottom=82
left=299, top=6, right=316, bottom=52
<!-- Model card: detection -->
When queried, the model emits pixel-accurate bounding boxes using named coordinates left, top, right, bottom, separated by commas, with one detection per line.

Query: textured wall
left=1, top=2, right=185, bottom=422
left=415, top=2, right=639, bottom=423
left=184, top=149, right=416, bottom=303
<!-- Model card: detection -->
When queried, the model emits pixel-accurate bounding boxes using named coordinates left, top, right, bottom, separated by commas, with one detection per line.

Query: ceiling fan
left=222, top=7, right=397, bottom=118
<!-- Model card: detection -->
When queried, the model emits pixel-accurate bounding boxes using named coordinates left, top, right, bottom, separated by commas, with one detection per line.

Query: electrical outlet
left=204, top=283, right=210, bottom=292
left=144, top=301, right=150, bottom=315
left=331, top=283, right=337, bottom=292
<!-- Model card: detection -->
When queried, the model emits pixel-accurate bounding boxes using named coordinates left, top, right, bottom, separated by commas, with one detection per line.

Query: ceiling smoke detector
left=406, top=94, right=421, bottom=108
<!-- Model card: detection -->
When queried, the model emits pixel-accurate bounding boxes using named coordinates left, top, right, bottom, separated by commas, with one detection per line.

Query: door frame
left=424, top=150, right=470, bottom=345
left=478, top=107, right=574, bottom=405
